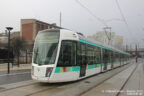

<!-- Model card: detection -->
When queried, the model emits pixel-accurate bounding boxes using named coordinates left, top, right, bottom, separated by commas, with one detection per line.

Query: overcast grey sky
left=0, top=0, right=144, bottom=47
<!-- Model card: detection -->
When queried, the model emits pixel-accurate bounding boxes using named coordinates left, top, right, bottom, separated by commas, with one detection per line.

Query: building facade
left=87, top=31, right=115, bottom=45
left=113, top=35, right=123, bottom=49
left=87, top=31, right=123, bottom=49
left=0, top=33, right=8, bottom=44
left=20, top=19, right=61, bottom=42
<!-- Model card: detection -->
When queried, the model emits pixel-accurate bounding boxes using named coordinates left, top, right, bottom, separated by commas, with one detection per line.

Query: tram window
left=118, top=54, right=121, bottom=62
left=57, top=41, right=77, bottom=67
left=122, top=54, right=124, bottom=62
left=111, top=51, right=115, bottom=63
left=94, top=47, right=101, bottom=64
left=77, top=42, right=81, bottom=66
left=119, top=53, right=122, bottom=63
left=108, top=51, right=112, bottom=63
left=81, top=44, right=86, bottom=65
left=77, top=42, right=87, bottom=66
left=103, top=49, right=109, bottom=62
left=115, top=53, right=117, bottom=62
left=87, top=45, right=94, bottom=65
left=115, top=53, right=119, bottom=63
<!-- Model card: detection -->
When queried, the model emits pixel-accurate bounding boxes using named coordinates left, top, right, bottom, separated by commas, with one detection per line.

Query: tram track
left=141, top=62, right=144, bottom=79
left=78, top=63, right=133, bottom=96
left=0, top=81, right=65, bottom=96
left=25, top=81, right=79, bottom=96
left=0, top=79, right=76, bottom=96
left=116, top=63, right=138, bottom=96
left=0, top=82, right=38, bottom=92
left=0, top=62, right=133, bottom=96
left=25, top=85, right=61, bottom=96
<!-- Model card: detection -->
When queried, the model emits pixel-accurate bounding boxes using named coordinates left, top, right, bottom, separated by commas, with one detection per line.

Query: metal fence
left=0, top=50, right=32, bottom=73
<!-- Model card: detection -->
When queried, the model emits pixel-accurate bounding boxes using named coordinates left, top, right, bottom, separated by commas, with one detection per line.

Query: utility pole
left=126, top=44, right=128, bottom=52
left=135, top=44, right=138, bottom=63
left=103, top=27, right=112, bottom=45
left=60, top=12, right=62, bottom=27
left=26, top=50, right=28, bottom=64
left=130, top=44, right=131, bottom=51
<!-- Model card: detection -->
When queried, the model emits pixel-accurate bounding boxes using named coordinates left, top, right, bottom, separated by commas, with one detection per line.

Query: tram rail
left=0, top=62, right=134, bottom=96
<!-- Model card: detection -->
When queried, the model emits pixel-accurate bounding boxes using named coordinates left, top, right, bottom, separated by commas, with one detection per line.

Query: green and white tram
left=32, top=29, right=130, bottom=82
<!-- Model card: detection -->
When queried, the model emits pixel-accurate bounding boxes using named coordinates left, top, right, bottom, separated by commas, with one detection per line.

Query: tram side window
left=124, top=55, right=126, bottom=62
left=111, top=51, right=115, bottom=63
left=77, top=42, right=81, bottom=66
left=114, top=52, right=118, bottom=63
left=87, top=45, right=94, bottom=65
left=122, top=54, right=125, bottom=62
left=57, top=41, right=76, bottom=67
left=115, top=53, right=119, bottom=63
left=119, top=54, right=121, bottom=63
left=103, top=49, right=109, bottom=63
left=94, top=47, right=101, bottom=64
left=81, top=44, right=86, bottom=65
left=118, top=54, right=121, bottom=63
left=108, top=51, right=112, bottom=63
left=77, top=42, right=87, bottom=66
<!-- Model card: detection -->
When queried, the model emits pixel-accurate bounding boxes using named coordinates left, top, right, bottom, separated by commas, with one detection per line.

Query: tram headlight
left=45, top=67, right=53, bottom=77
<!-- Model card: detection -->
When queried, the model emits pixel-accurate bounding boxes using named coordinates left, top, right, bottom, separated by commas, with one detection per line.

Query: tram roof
left=77, top=32, right=130, bottom=56
left=39, top=29, right=130, bottom=55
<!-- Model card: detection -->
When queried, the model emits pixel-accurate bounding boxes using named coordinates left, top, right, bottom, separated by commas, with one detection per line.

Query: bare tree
left=0, top=40, right=7, bottom=49
left=11, top=37, right=24, bottom=67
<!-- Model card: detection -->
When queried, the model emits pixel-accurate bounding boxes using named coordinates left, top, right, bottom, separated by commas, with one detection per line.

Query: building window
left=45, top=25, right=48, bottom=29
left=37, top=24, right=40, bottom=32
left=41, top=24, right=44, bottom=30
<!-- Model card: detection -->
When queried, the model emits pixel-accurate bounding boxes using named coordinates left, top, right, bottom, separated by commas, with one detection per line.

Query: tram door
left=80, top=44, right=86, bottom=77
left=103, top=49, right=108, bottom=71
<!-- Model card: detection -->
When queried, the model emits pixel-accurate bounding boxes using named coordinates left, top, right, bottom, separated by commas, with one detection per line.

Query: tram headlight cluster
left=45, top=67, right=53, bottom=77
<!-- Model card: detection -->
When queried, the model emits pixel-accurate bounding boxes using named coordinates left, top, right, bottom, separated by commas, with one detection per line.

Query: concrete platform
left=81, top=63, right=144, bottom=96
left=80, top=63, right=136, bottom=96
left=118, top=63, right=144, bottom=96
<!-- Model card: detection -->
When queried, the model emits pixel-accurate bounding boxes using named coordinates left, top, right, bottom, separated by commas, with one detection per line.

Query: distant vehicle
left=31, top=29, right=130, bottom=83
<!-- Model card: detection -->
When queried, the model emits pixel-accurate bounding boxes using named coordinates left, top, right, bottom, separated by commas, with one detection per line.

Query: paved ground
left=0, top=62, right=133, bottom=96
left=118, top=63, right=144, bottom=96
left=0, top=70, right=31, bottom=85
left=0, top=69, right=31, bottom=75
left=80, top=62, right=144, bottom=96
left=80, top=62, right=136, bottom=96
left=0, top=60, right=143, bottom=96
left=0, top=64, right=31, bottom=85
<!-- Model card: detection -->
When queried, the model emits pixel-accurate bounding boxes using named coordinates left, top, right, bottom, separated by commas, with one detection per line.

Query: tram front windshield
left=33, top=31, right=59, bottom=65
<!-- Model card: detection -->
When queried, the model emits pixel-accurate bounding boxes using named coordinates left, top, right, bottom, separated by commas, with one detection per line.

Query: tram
left=31, top=29, right=130, bottom=83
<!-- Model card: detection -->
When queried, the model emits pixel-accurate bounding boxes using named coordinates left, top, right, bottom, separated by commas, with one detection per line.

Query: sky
left=0, top=0, right=144, bottom=47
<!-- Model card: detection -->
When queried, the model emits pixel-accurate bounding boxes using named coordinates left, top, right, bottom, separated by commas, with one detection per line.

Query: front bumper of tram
left=31, top=64, right=54, bottom=82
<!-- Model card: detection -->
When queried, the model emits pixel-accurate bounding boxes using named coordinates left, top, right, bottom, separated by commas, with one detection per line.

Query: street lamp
left=6, top=27, right=13, bottom=74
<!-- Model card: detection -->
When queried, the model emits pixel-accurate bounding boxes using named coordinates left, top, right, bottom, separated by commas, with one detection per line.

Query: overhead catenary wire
left=76, top=0, right=137, bottom=48
left=75, top=0, right=108, bottom=27
left=115, top=0, right=136, bottom=45
left=115, top=0, right=128, bottom=26
left=76, top=0, right=115, bottom=46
